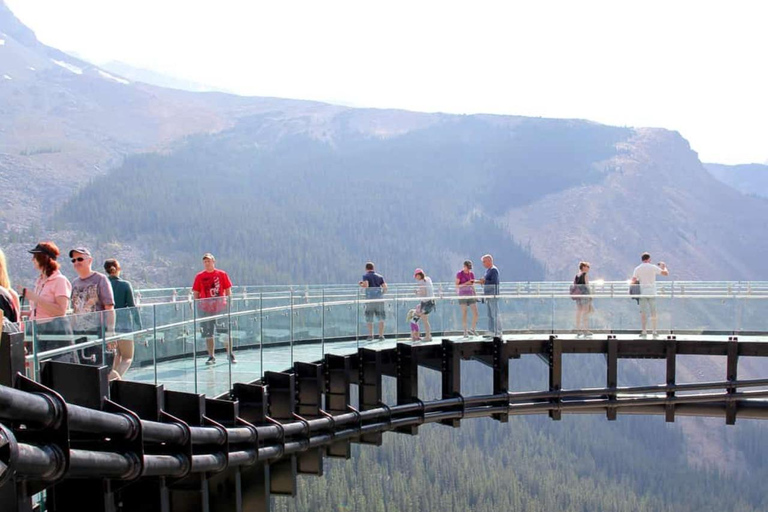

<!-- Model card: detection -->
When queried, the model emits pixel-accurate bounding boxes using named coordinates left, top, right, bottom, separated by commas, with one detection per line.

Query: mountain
left=504, top=129, right=768, bottom=281
left=704, top=162, right=768, bottom=199
left=3, top=3, right=768, bottom=510
left=98, top=60, right=225, bottom=94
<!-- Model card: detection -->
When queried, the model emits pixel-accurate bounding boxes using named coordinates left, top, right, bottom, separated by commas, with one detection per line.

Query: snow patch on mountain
left=98, top=69, right=129, bottom=85
left=51, top=59, right=83, bottom=75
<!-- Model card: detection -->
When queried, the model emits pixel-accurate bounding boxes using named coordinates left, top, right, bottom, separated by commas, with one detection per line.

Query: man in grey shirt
left=70, top=247, right=115, bottom=364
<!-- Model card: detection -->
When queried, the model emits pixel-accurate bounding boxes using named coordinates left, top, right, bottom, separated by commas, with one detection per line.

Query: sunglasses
left=71, top=257, right=86, bottom=263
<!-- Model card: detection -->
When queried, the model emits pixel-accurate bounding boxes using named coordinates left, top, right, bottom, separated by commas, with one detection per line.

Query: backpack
left=569, top=275, right=582, bottom=300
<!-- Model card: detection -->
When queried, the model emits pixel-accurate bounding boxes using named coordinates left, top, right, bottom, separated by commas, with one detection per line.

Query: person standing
left=573, top=261, right=593, bottom=337
left=632, top=252, right=669, bottom=338
left=70, top=247, right=115, bottom=365
left=476, top=254, right=502, bottom=338
left=455, top=260, right=478, bottom=337
left=0, top=248, right=20, bottom=324
left=24, top=242, right=77, bottom=362
left=192, top=253, right=236, bottom=365
left=104, top=259, right=142, bottom=380
left=413, top=268, right=435, bottom=342
left=359, top=262, right=387, bottom=341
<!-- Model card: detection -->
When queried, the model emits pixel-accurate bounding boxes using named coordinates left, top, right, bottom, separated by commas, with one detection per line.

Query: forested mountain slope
left=271, top=363, right=768, bottom=512
left=56, top=114, right=633, bottom=284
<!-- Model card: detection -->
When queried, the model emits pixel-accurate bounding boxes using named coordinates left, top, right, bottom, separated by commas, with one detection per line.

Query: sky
left=6, top=0, right=767, bottom=165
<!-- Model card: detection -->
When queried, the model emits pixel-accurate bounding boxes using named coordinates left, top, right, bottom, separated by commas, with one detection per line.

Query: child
left=406, top=304, right=422, bottom=341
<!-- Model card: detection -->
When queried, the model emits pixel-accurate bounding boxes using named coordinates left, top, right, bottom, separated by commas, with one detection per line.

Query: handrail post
left=290, top=289, right=295, bottom=366
left=321, top=289, right=325, bottom=356
left=192, top=297, right=198, bottom=394
left=152, top=304, right=158, bottom=385
left=356, top=287, right=360, bottom=347
left=259, top=292, right=264, bottom=380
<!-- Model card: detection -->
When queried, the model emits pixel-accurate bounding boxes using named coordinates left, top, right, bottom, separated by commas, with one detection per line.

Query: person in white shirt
left=413, top=268, right=435, bottom=342
left=632, top=252, right=669, bottom=338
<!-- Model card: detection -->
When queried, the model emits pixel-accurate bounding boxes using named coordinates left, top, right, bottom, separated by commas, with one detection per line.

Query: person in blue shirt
left=476, top=254, right=502, bottom=338
left=359, top=262, right=388, bottom=341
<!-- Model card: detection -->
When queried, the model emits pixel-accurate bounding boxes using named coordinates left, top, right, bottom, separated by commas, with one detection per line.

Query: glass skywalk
left=22, top=281, right=768, bottom=398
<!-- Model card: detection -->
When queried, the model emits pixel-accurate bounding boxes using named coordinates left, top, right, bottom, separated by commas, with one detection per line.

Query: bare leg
left=460, top=303, right=468, bottom=334
left=207, top=337, right=215, bottom=357
left=470, top=303, right=478, bottom=332
left=367, top=322, right=374, bottom=338
left=640, top=313, right=648, bottom=333
left=377, top=320, right=385, bottom=338
left=115, top=339, right=134, bottom=377
left=423, top=315, right=432, bottom=341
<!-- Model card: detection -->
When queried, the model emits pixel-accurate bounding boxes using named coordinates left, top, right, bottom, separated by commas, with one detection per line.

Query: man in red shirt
left=192, top=253, right=236, bottom=365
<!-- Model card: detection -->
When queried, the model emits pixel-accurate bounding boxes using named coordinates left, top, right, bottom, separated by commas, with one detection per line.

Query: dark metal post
left=358, top=348, right=383, bottom=445
left=665, top=336, right=677, bottom=422
left=726, top=337, right=739, bottom=425
left=440, top=339, right=461, bottom=428
left=492, top=337, right=509, bottom=423
left=606, top=335, right=618, bottom=421
left=324, top=354, right=352, bottom=458
left=548, top=335, right=562, bottom=421
left=395, top=343, right=419, bottom=435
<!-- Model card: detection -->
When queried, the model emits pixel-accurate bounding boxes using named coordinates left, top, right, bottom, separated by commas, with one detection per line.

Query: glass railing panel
left=737, top=297, right=768, bottom=336
left=228, top=295, right=262, bottom=386
left=260, top=294, right=293, bottom=375
left=147, top=301, right=196, bottom=393
left=321, top=289, right=358, bottom=356
left=293, top=288, right=327, bottom=366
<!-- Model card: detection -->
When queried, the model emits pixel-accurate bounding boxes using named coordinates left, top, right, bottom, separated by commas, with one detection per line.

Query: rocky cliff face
left=504, top=128, right=768, bottom=281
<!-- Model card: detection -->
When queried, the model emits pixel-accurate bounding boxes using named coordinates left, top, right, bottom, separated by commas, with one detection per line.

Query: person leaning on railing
left=23, top=242, right=78, bottom=363
left=359, top=262, right=387, bottom=341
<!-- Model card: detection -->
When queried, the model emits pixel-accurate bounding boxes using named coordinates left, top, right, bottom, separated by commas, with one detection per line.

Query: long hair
left=0, top=248, right=11, bottom=289
left=34, top=241, right=61, bottom=277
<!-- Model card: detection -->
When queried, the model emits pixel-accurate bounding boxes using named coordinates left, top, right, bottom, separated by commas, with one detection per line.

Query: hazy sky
left=7, top=0, right=767, bottom=164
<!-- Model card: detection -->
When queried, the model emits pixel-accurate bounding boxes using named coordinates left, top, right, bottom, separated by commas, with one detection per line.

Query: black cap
left=28, top=243, right=57, bottom=260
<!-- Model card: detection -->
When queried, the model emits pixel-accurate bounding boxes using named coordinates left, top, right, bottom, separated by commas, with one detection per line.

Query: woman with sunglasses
left=24, top=242, right=77, bottom=362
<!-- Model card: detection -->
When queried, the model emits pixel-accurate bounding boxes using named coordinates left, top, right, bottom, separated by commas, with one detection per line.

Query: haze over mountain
left=704, top=163, right=768, bottom=199
left=2, top=3, right=768, bottom=510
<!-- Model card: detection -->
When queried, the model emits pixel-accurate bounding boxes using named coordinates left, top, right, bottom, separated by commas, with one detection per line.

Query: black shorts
left=200, top=314, right=228, bottom=338
left=459, top=297, right=477, bottom=306
left=365, top=302, right=386, bottom=322
left=420, top=300, right=436, bottom=315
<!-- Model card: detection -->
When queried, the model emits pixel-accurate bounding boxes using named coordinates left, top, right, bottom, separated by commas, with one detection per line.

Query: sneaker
left=469, top=330, right=478, bottom=337
left=378, top=335, right=385, bottom=341
left=576, top=332, right=583, bottom=338
left=639, top=332, right=648, bottom=339
left=584, top=331, right=593, bottom=337
left=229, top=354, right=238, bottom=364
left=205, top=356, right=216, bottom=365
left=652, top=331, right=659, bottom=338
left=366, top=336, right=374, bottom=341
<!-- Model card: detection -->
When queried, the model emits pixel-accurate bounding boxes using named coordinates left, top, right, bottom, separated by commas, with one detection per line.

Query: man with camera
left=632, top=252, right=669, bottom=338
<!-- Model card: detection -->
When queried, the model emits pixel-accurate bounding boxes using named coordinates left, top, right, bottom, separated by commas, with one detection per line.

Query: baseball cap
left=414, top=268, right=424, bottom=277
left=68, top=247, right=92, bottom=258
left=28, top=243, right=58, bottom=260
left=202, top=252, right=215, bottom=261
